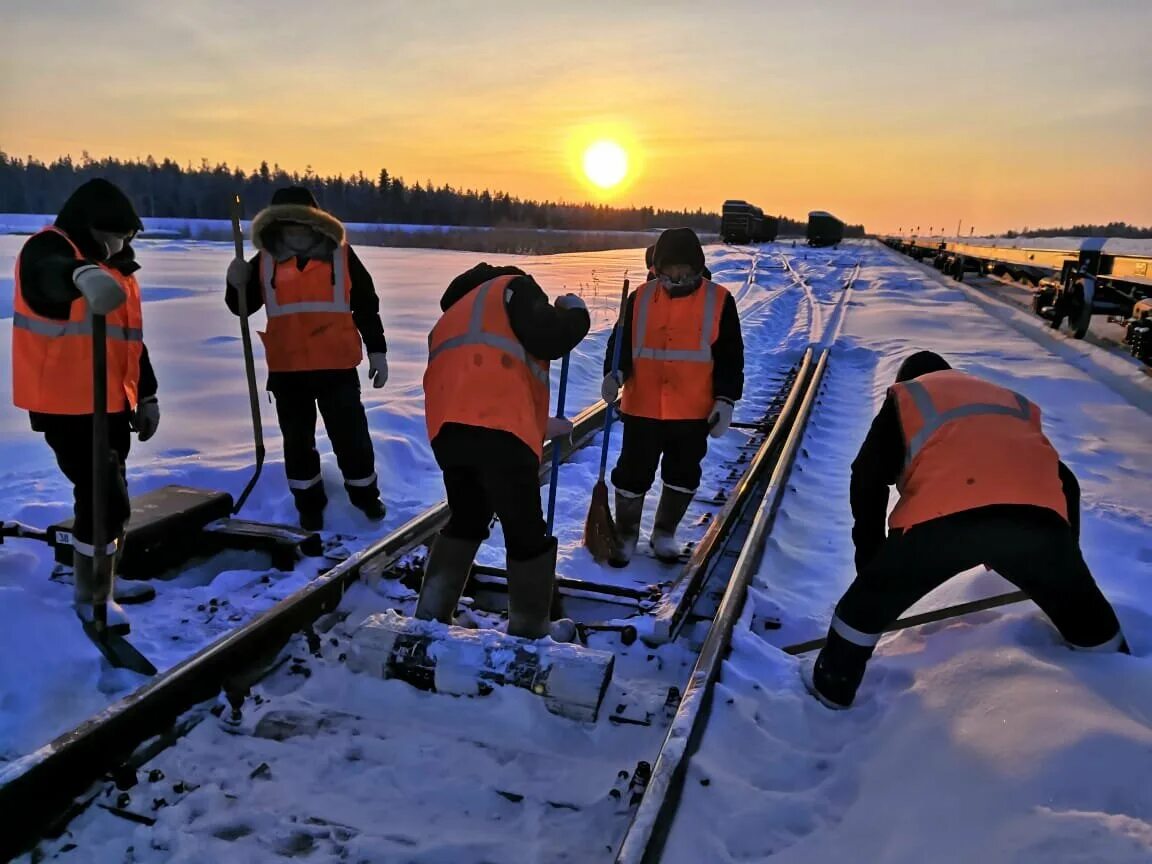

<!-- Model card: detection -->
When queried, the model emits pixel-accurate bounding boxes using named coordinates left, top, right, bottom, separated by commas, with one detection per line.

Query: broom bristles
left=583, top=480, right=620, bottom=562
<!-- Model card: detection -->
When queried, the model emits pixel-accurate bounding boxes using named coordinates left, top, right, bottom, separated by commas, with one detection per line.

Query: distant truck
left=806, top=211, right=845, bottom=247
left=721, top=200, right=778, bottom=244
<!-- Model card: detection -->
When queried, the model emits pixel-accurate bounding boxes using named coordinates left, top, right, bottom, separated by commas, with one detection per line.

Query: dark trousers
left=273, top=372, right=378, bottom=514
left=816, top=505, right=1125, bottom=705
left=611, top=415, right=710, bottom=496
left=432, top=426, right=548, bottom=562
left=39, top=413, right=132, bottom=549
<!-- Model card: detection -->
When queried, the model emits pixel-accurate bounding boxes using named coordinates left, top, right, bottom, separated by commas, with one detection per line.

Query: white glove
left=555, top=293, right=587, bottom=313
left=132, top=396, right=160, bottom=442
left=601, top=372, right=622, bottom=404
left=226, top=257, right=251, bottom=289
left=707, top=399, right=734, bottom=438
left=546, top=416, right=574, bottom=440
left=73, top=265, right=126, bottom=315
left=368, top=353, right=389, bottom=388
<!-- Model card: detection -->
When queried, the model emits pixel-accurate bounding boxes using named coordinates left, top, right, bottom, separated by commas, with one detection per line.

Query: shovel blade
left=81, top=621, right=158, bottom=676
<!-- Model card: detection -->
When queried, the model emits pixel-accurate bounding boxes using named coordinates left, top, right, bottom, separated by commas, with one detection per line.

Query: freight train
left=806, top=211, right=845, bottom=247
left=721, top=200, right=779, bottom=244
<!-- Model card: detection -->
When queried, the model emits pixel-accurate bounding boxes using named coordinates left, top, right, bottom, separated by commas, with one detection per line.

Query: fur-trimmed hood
left=251, top=203, right=346, bottom=254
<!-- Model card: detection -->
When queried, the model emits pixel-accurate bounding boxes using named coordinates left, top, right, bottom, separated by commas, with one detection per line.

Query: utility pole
left=956, top=218, right=962, bottom=238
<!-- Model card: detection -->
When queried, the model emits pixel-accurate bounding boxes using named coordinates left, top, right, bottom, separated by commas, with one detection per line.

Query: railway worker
left=807, top=350, right=1129, bottom=709
left=418, top=262, right=590, bottom=639
left=602, top=227, right=744, bottom=567
left=11, top=178, right=161, bottom=632
left=226, top=186, right=388, bottom=531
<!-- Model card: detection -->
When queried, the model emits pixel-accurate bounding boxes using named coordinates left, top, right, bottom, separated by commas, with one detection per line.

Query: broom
left=583, top=278, right=630, bottom=562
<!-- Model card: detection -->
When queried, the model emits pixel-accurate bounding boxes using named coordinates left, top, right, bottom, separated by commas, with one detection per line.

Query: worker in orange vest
left=807, top=351, right=1128, bottom=709
left=11, top=178, right=160, bottom=632
left=225, top=187, right=388, bottom=531
left=418, top=263, right=590, bottom=639
left=602, top=228, right=743, bottom=566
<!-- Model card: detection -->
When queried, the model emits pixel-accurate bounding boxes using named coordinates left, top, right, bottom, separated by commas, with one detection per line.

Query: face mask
left=103, top=236, right=125, bottom=257
left=658, top=272, right=702, bottom=295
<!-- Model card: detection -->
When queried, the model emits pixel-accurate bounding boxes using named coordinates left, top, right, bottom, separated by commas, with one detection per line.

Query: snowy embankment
left=0, top=238, right=644, bottom=761
left=664, top=243, right=1152, bottom=863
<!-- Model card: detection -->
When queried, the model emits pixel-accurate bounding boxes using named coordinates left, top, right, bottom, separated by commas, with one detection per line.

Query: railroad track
left=3, top=252, right=862, bottom=862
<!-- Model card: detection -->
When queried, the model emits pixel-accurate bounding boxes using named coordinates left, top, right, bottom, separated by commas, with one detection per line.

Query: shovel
left=82, top=312, right=157, bottom=676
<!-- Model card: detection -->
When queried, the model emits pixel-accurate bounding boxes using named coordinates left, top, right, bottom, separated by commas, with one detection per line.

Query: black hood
left=895, top=351, right=952, bottom=383
left=54, top=179, right=144, bottom=267
left=441, top=262, right=529, bottom=312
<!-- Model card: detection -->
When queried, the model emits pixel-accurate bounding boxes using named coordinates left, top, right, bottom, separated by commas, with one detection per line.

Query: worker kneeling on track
left=420, top=263, right=591, bottom=639
left=808, top=351, right=1129, bottom=710
left=11, top=178, right=160, bottom=633
left=225, top=186, right=389, bottom=531
left=602, top=228, right=743, bottom=567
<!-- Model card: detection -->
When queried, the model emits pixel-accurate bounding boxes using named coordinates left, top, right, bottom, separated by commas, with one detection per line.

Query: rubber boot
left=506, top=538, right=575, bottom=641
left=111, top=533, right=156, bottom=605
left=609, top=491, right=645, bottom=569
left=414, top=533, right=482, bottom=623
left=73, top=549, right=130, bottom=635
left=649, top=486, right=694, bottom=564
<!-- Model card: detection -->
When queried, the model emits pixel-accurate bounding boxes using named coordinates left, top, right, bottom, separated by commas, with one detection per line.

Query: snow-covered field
left=0, top=237, right=645, bottom=761
left=4, top=237, right=1151, bottom=863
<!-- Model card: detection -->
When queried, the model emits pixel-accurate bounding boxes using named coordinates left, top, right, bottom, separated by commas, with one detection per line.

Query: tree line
left=1005, top=222, right=1152, bottom=240
left=0, top=151, right=726, bottom=232
left=0, top=151, right=869, bottom=237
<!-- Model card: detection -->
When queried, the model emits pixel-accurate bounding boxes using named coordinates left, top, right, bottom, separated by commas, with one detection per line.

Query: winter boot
left=347, top=480, right=387, bottom=522
left=414, top=533, right=483, bottom=623
left=649, top=486, right=694, bottom=564
left=609, top=490, right=645, bottom=569
left=506, top=538, right=575, bottom=641
left=355, top=498, right=387, bottom=522
left=299, top=508, right=324, bottom=532
left=110, top=533, right=156, bottom=605
left=73, top=548, right=130, bottom=635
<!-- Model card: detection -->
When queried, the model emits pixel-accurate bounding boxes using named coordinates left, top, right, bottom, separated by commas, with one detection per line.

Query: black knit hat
left=895, top=351, right=951, bottom=383
left=653, top=228, right=705, bottom=273
left=270, top=185, right=321, bottom=208
left=644, top=244, right=656, bottom=269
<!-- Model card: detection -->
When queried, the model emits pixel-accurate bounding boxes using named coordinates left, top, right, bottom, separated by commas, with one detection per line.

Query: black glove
left=131, top=396, right=160, bottom=442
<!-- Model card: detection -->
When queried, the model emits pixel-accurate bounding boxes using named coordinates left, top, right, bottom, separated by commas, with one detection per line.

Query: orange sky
left=2, top=0, right=1150, bottom=233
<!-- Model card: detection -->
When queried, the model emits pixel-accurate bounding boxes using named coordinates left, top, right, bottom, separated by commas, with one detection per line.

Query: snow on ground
left=0, top=237, right=646, bottom=761
left=10, top=241, right=843, bottom=862
left=664, top=241, right=1152, bottom=863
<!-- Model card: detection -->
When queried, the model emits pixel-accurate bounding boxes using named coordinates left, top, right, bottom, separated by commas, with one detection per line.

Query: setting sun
left=582, top=140, right=628, bottom=190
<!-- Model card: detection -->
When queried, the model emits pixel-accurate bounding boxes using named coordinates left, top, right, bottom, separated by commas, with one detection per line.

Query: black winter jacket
left=431, top=263, right=591, bottom=468
left=850, top=391, right=1082, bottom=571
left=603, top=279, right=744, bottom=405
left=17, top=180, right=158, bottom=428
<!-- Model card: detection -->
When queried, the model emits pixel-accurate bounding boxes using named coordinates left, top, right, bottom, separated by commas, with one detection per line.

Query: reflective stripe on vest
left=632, top=280, right=719, bottom=363
left=260, top=246, right=350, bottom=317
left=427, top=281, right=549, bottom=386
left=900, top=378, right=1032, bottom=468
left=12, top=312, right=143, bottom=343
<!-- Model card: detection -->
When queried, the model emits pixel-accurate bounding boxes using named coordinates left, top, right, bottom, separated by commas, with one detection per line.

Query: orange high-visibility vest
left=424, top=275, right=551, bottom=458
left=621, top=279, right=728, bottom=420
left=888, top=370, right=1068, bottom=529
left=257, top=246, right=362, bottom=372
left=12, top=227, right=143, bottom=415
